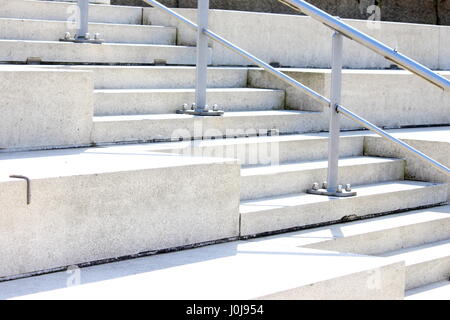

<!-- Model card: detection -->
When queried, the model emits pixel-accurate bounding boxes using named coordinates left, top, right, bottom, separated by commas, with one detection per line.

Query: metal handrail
left=279, top=0, right=450, bottom=92
left=143, top=0, right=450, bottom=182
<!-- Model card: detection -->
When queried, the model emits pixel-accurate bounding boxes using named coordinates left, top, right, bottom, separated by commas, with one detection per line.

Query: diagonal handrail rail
left=143, top=0, right=450, bottom=185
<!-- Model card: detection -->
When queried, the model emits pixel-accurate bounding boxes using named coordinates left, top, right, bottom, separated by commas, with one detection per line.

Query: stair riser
left=0, top=0, right=141, bottom=25
left=0, top=19, right=176, bottom=45
left=240, top=184, right=447, bottom=237
left=93, top=113, right=324, bottom=144
left=406, top=257, right=450, bottom=290
left=94, top=90, right=285, bottom=116
left=154, top=136, right=364, bottom=166
left=0, top=40, right=203, bottom=65
left=68, top=67, right=248, bottom=90
left=304, top=218, right=450, bottom=256
left=241, top=160, right=405, bottom=201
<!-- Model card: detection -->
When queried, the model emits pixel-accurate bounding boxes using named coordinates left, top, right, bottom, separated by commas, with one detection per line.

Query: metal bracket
left=10, top=175, right=31, bottom=205
left=306, top=181, right=357, bottom=198
left=60, top=32, right=103, bottom=44
left=176, top=103, right=224, bottom=116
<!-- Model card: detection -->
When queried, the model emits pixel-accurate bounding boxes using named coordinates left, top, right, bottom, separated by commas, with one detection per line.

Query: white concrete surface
left=381, top=239, right=450, bottom=290
left=0, top=18, right=176, bottom=45
left=94, top=88, right=285, bottom=115
left=0, top=233, right=405, bottom=300
left=295, top=205, right=450, bottom=255
left=144, top=8, right=450, bottom=69
left=406, top=281, right=450, bottom=300
left=0, top=40, right=203, bottom=64
left=34, top=66, right=249, bottom=89
left=92, top=110, right=323, bottom=144
left=241, top=156, right=404, bottom=200
left=249, top=69, right=450, bottom=129
left=0, top=66, right=93, bottom=150
left=0, top=0, right=140, bottom=25
left=364, top=127, right=450, bottom=200
left=240, top=181, right=448, bottom=236
left=0, top=144, right=240, bottom=279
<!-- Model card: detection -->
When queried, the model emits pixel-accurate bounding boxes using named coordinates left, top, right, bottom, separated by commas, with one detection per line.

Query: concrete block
left=0, top=18, right=176, bottom=45
left=93, top=88, right=285, bottom=115
left=0, top=66, right=93, bottom=150
left=0, top=146, right=240, bottom=278
left=0, top=40, right=203, bottom=65
left=0, top=0, right=142, bottom=24
left=240, top=181, right=448, bottom=236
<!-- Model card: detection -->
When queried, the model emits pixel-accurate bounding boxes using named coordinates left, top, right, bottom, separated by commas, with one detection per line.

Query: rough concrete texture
left=115, top=0, right=450, bottom=25
left=144, top=9, right=450, bottom=69
left=363, top=127, right=450, bottom=201
left=0, top=67, right=93, bottom=150
left=0, top=146, right=240, bottom=278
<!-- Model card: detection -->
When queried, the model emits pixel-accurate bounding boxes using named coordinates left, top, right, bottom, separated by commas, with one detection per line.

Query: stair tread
left=381, top=238, right=450, bottom=265
left=241, top=181, right=445, bottom=213
left=0, top=17, right=175, bottom=29
left=93, top=110, right=320, bottom=122
left=406, top=281, right=450, bottom=300
left=242, top=156, right=402, bottom=175
left=94, top=88, right=283, bottom=94
left=0, top=39, right=193, bottom=48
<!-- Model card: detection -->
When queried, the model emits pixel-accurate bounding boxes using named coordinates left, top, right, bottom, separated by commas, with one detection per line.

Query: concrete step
left=240, top=181, right=448, bottom=237
left=92, top=110, right=323, bottom=144
left=0, top=229, right=405, bottom=300
left=290, top=205, right=450, bottom=257
left=249, top=68, right=450, bottom=128
left=0, top=144, right=240, bottom=279
left=406, top=281, right=450, bottom=300
left=381, top=239, right=450, bottom=290
left=0, top=0, right=142, bottom=25
left=241, top=156, right=405, bottom=201
left=0, top=18, right=176, bottom=45
left=146, top=131, right=365, bottom=166
left=33, top=66, right=249, bottom=89
left=94, top=88, right=285, bottom=116
left=0, top=40, right=203, bottom=64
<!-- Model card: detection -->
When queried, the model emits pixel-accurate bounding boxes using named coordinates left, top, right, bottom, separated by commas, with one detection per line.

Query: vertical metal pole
left=326, top=32, right=343, bottom=193
left=77, top=0, right=89, bottom=40
left=195, top=0, right=209, bottom=111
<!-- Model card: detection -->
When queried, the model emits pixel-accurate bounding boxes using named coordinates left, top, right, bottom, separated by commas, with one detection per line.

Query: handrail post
left=60, top=0, right=103, bottom=44
left=308, top=31, right=356, bottom=197
left=327, top=31, right=343, bottom=193
left=177, top=0, right=223, bottom=116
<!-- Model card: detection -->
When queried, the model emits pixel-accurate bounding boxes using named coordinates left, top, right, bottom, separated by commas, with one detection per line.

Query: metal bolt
left=203, top=104, right=209, bottom=111
left=94, top=33, right=101, bottom=40
left=322, top=181, right=328, bottom=190
left=64, top=32, right=71, bottom=40
left=85, top=33, right=91, bottom=40
left=345, top=184, right=352, bottom=192
left=191, top=103, right=196, bottom=110
left=336, top=185, right=343, bottom=193
left=182, top=103, right=189, bottom=111
left=312, top=182, right=320, bottom=191
left=212, top=104, right=219, bottom=111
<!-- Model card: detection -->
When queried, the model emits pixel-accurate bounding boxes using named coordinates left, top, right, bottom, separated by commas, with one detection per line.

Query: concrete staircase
left=0, top=0, right=449, bottom=299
